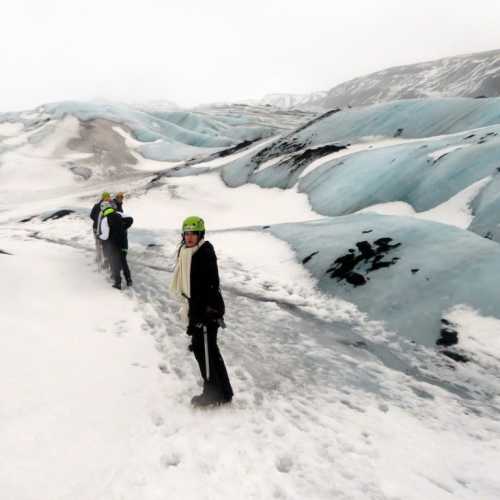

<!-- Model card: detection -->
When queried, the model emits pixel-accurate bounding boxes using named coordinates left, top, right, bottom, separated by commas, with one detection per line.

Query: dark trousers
left=191, top=323, right=233, bottom=400
left=121, top=251, right=131, bottom=282
left=107, top=245, right=131, bottom=285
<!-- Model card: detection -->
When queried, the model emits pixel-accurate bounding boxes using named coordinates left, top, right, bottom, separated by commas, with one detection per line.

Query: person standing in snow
left=113, top=192, right=125, bottom=213
left=90, top=192, right=112, bottom=268
left=171, top=216, right=233, bottom=407
left=99, top=203, right=133, bottom=289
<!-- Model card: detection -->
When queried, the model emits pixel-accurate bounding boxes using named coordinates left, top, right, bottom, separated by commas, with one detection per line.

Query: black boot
left=191, top=384, right=231, bottom=407
left=112, top=282, right=121, bottom=290
left=126, top=279, right=133, bottom=287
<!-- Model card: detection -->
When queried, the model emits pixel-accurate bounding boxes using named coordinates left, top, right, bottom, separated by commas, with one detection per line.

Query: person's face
left=184, top=231, right=200, bottom=248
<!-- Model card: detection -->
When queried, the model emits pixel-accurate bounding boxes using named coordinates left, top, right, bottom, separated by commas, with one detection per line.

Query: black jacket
left=121, top=215, right=133, bottom=250
left=105, top=211, right=133, bottom=249
left=90, top=201, right=101, bottom=230
left=189, top=242, right=225, bottom=324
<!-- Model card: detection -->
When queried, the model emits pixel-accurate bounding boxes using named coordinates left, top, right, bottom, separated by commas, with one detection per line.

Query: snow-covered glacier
left=0, top=100, right=301, bottom=174
left=2, top=92, right=500, bottom=499
left=270, top=214, right=500, bottom=349
left=221, top=97, right=500, bottom=242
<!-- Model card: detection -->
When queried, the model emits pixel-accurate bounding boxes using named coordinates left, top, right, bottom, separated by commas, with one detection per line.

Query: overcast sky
left=1, top=0, right=500, bottom=112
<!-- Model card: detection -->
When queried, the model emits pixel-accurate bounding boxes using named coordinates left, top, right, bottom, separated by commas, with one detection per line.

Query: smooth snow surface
left=126, top=172, right=319, bottom=231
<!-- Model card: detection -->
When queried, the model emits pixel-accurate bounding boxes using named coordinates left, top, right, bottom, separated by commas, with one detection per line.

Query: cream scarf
left=170, top=239, right=205, bottom=323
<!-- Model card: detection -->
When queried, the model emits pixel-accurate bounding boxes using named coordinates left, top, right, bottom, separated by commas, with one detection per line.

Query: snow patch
left=446, top=305, right=500, bottom=364
left=0, top=122, right=24, bottom=137
left=429, top=144, right=471, bottom=162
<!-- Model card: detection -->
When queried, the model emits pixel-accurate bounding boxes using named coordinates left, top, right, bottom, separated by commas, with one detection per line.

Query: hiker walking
left=113, top=192, right=125, bottom=213
left=98, top=203, right=133, bottom=289
left=90, top=192, right=111, bottom=269
left=171, top=216, right=233, bottom=407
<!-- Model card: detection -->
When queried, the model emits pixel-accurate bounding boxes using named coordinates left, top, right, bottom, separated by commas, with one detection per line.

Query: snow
left=2, top=98, right=500, bottom=499
left=357, top=177, right=492, bottom=229
left=445, top=305, right=500, bottom=364
left=428, top=144, right=471, bottom=161
left=470, top=173, right=500, bottom=242
left=125, top=172, right=320, bottom=231
left=356, top=201, right=416, bottom=217
left=416, top=176, right=492, bottom=228
left=2, top=214, right=500, bottom=499
left=0, top=121, right=24, bottom=136
left=0, top=234, right=165, bottom=500
left=0, top=130, right=78, bottom=196
left=190, top=136, right=278, bottom=170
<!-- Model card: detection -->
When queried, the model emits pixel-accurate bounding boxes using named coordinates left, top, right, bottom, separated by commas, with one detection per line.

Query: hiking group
left=89, top=196, right=233, bottom=407
left=90, top=191, right=132, bottom=289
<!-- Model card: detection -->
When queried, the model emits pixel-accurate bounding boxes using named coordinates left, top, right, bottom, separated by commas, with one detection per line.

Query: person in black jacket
left=113, top=192, right=125, bottom=213
left=99, top=204, right=133, bottom=289
left=171, top=216, right=233, bottom=407
left=90, top=192, right=111, bottom=268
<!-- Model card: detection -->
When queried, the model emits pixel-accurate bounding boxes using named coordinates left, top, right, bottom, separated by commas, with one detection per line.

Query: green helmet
left=182, top=216, right=205, bottom=233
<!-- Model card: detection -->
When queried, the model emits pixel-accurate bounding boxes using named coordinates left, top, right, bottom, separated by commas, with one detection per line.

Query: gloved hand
left=186, top=322, right=204, bottom=336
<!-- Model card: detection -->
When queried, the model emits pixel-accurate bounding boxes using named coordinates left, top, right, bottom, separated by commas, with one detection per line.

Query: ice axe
left=203, top=325, right=210, bottom=381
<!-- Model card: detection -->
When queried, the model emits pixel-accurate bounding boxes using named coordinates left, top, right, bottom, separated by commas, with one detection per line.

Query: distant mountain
left=316, top=49, right=500, bottom=109
left=244, top=49, right=500, bottom=111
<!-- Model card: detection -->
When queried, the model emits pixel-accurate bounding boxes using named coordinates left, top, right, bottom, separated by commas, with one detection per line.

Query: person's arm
left=90, top=204, right=98, bottom=221
left=121, top=214, right=133, bottom=230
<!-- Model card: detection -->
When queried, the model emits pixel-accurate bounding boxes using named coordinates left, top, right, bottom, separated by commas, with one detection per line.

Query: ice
left=293, top=127, right=500, bottom=227
left=270, top=213, right=500, bottom=346
left=40, top=101, right=278, bottom=158
left=219, top=106, right=500, bottom=256
left=222, top=97, right=500, bottom=190
left=470, top=173, right=500, bottom=242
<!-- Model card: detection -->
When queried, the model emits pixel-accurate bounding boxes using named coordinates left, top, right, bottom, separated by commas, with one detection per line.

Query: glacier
left=221, top=97, right=500, bottom=242
left=270, top=214, right=500, bottom=347
left=2, top=94, right=500, bottom=499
